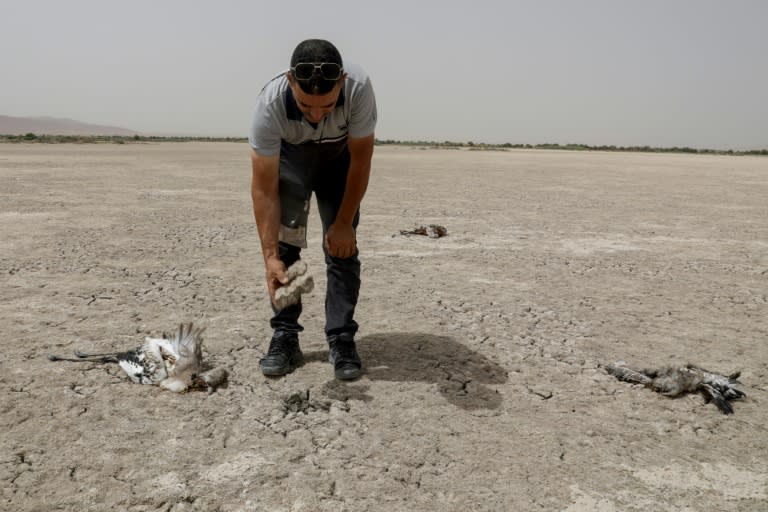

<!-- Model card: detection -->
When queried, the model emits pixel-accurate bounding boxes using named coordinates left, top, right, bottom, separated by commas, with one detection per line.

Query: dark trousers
left=269, top=140, right=361, bottom=339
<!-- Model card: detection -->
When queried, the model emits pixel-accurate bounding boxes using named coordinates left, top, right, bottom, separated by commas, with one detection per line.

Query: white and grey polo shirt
left=248, top=63, right=377, bottom=157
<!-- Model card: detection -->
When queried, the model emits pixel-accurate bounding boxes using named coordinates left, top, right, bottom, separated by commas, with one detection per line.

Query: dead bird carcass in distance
left=605, top=361, right=745, bottom=414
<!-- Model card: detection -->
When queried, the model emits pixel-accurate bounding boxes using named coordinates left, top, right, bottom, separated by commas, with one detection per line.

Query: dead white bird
left=48, top=323, right=228, bottom=393
left=605, top=361, right=745, bottom=414
left=274, top=260, right=314, bottom=309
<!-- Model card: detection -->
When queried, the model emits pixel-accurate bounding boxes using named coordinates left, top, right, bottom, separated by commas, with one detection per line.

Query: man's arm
left=250, top=148, right=287, bottom=301
left=336, top=134, right=375, bottom=225
left=325, top=134, right=375, bottom=258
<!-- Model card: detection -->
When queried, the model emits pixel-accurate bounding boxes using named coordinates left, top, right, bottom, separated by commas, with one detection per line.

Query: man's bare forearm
left=251, top=186, right=281, bottom=262
left=336, top=162, right=371, bottom=225
left=336, top=135, right=374, bottom=225
left=250, top=150, right=282, bottom=263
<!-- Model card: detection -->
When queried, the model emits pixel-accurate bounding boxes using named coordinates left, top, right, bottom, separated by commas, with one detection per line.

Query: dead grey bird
left=48, top=323, right=228, bottom=393
left=605, top=361, right=745, bottom=414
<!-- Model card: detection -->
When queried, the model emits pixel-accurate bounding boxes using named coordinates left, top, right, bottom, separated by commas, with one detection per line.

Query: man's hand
left=325, top=221, right=356, bottom=259
left=265, top=257, right=289, bottom=304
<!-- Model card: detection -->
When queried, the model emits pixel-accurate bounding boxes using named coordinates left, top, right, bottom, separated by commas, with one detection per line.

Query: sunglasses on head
left=290, top=62, right=343, bottom=81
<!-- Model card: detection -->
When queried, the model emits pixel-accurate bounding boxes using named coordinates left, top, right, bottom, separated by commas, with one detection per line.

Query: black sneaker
left=328, top=334, right=362, bottom=380
left=259, top=331, right=303, bottom=376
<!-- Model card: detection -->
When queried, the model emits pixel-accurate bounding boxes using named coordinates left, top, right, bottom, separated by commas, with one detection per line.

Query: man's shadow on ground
left=316, top=332, right=508, bottom=410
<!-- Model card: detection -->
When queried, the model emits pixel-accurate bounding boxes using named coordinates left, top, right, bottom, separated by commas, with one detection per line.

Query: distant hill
left=0, top=115, right=137, bottom=136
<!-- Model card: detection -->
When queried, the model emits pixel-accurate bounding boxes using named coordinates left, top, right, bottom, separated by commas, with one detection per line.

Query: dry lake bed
left=1, top=142, right=767, bottom=511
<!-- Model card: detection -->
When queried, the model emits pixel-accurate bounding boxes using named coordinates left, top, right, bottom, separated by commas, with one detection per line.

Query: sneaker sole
left=260, top=355, right=304, bottom=376
left=335, top=367, right=362, bottom=380
left=260, top=365, right=293, bottom=376
left=329, top=354, right=362, bottom=380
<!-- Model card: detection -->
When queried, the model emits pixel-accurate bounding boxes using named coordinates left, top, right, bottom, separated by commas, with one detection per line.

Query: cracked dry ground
left=1, top=143, right=767, bottom=511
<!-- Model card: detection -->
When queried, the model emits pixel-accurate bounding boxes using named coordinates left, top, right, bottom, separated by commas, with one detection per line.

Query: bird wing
left=116, top=346, right=164, bottom=384
left=168, top=323, right=204, bottom=362
left=143, top=336, right=175, bottom=362
left=605, top=362, right=653, bottom=386
left=139, top=337, right=174, bottom=383
left=699, top=383, right=734, bottom=415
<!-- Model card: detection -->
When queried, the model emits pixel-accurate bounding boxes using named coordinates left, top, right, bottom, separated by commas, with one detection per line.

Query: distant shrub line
left=375, top=139, right=768, bottom=156
left=2, top=133, right=766, bottom=156
left=0, top=134, right=246, bottom=144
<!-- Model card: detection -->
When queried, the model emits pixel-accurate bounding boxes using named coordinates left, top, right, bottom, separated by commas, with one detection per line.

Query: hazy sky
left=2, top=1, right=766, bottom=148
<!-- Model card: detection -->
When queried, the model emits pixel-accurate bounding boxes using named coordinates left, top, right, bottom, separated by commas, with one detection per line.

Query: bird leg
left=47, top=348, right=126, bottom=363
left=48, top=353, right=118, bottom=363
left=74, top=349, right=123, bottom=359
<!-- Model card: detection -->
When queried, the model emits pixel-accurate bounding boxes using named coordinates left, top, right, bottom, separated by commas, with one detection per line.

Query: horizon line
left=2, top=133, right=767, bottom=155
